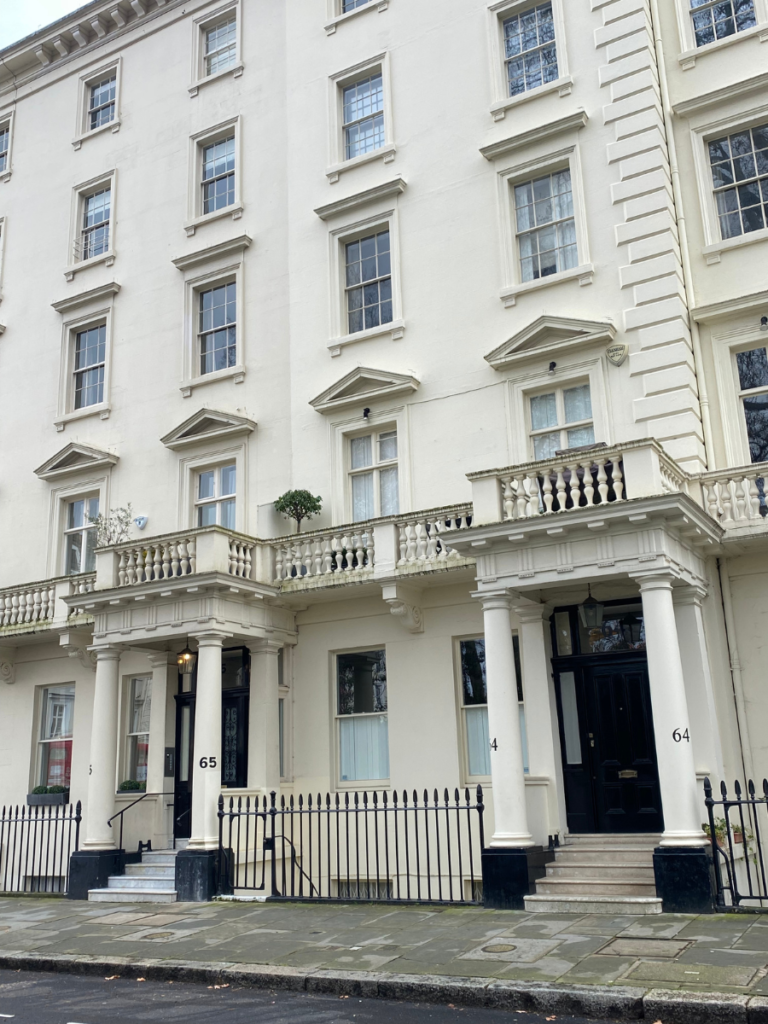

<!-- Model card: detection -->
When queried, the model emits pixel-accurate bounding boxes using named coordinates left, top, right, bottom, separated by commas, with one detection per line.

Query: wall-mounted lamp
left=548, top=361, right=557, bottom=373
left=761, top=316, right=768, bottom=332
left=176, top=643, right=197, bottom=674
left=363, top=407, right=370, bottom=419
left=578, top=584, right=604, bottom=630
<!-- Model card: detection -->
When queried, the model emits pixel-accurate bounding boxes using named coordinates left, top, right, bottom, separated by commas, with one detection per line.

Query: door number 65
left=199, top=756, right=218, bottom=768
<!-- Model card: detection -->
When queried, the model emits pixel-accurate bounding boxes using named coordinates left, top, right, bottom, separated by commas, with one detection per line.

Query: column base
left=481, top=846, right=553, bottom=910
left=653, top=846, right=716, bottom=914
left=68, top=849, right=125, bottom=900
left=175, top=848, right=228, bottom=902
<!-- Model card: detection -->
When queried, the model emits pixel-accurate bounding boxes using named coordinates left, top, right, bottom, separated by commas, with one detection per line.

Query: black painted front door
left=556, top=660, right=663, bottom=834
left=221, top=693, right=249, bottom=790
left=173, top=694, right=195, bottom=840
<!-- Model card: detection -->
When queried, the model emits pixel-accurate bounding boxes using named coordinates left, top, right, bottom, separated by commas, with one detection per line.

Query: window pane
left=220, top=463, right=236, bottom=496
left=84, top=526, right=97, bottom=572
left=68, top=499, right=85, bottom=530
left=352, top=473, right=374, bottom=520
left=220, top=499, right=236, bottom=530
left=530, top=392, right=558, bottom=430
left=559, top=671, right=582, bottom=764
left=339, top=714, right=389, bottom=781
left=130, top=678, right=152, bottom=734
left=744, top=392, right=768, bottom=463
left=198, top=470, right=215, bottom=500
left=278, top=698, right=284, bottom=778
left=66, top=533, right=83, bottom=575
left=737, top=347, right=768, bottom=391
left=127, top=735, right=149, bottom=784
left=42, top=685, right=75, bottom=740
left=378, top=430, right=397, bottom=462
left=40, top=739, right=73, bottom=789
left=337, top=650, right=387, bottom=715
left=460, top=639, right=487, bottom=705
left=534, top=431, right=561, bottom=460
left=198, top=503, right=217, bottom=527
left=465, top=707, right=491, bottom=776
left=566, top=424, right=596, bottom=449
left=350, top=434, right=372, bottom=470
left=379, top=467, right=399, bottom=517
left=554, top=611, right=573, bottom=656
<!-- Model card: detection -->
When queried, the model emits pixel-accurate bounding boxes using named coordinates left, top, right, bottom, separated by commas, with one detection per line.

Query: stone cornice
left=51, top=281, right=121, bottom=314
left=479, top=111, right=588, bottom=162
left=673, top=71, right=768, bottom=117
left=172, top=234, right=252, bottom=273
left=691, top=289, right=768, bottom=324
left=314, top=178, right=407, bottom=221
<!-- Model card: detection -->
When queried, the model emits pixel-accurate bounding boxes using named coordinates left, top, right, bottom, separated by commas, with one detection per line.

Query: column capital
left=631, top=572, right=677, bottom=593
left=472, top=588, right=515, bottom=612
left=88, top=645, right=123, bottom=662
left=191, top=632, right=230, bottom=648
left=248, top=639, right=283, bottom=656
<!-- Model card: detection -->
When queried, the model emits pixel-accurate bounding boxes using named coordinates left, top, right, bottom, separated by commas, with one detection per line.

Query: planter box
left=27, top=792, right=69, bottom=806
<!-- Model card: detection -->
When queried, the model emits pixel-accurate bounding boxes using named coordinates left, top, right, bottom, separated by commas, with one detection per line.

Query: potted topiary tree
left=274, top=490, right=323, bottom=533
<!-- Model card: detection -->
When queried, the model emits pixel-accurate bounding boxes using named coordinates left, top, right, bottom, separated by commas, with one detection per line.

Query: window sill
left=500, top=264, right=594, bottom=307
left=72, top=119, right=121, bottom=150
left=1, top=169, right=11, bottom=183
left=325, top=0, right=389, bottom=35
left=490, top=75, right=574, bottom=121
left=327, top=144, right=397, bottom=184
left=181, top=363, right=246, bottom=397
left=55, top=403, right=111, bottom=432
left=185, top=204, right=244, bottom=237
left=678, top=23, right=768, bottom=69
left=337, top=779, right=390, bottom=791
left=189, top=62, right=244, bottom=96
left=64, top=250, right=116, bottom=282
left=328, top=318, right=405, bottom=356
left=703, top=229, right=768, bottom=264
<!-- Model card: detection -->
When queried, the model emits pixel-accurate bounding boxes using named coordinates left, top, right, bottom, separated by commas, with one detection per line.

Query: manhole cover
left=145, top=931, right=175, bottom=939
left=481, top=943, right=516, bottom=953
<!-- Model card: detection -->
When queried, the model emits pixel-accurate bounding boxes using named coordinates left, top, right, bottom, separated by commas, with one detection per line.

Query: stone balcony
left=1, top=441, right=766, bottom=641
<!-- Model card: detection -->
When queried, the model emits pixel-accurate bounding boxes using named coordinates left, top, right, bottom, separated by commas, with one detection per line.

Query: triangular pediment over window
left=34, top=442, right=118, bottom=481
left=160, top=408, right=257, bottom=451
left=485, top=316, right=616, bottom=370
left=310, top=367, right=420, bottom=414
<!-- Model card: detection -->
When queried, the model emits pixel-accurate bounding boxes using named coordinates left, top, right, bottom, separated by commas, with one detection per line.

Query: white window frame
left=35, top=684, right=76, bottom=791
left=190, top=0, right=243, bottom=95
left=348, top=426, right=400, bottom=522
left=186, top=117, right=242, bottom=235
left=179, top=445, right=248, bottom=533
left=123, top=675, right=152, bottom=786
left=55, top=307, right=113, bottom=430
left=0, top=110, right=14, bottom=183
left=73, top=58, right=121, bottom=149
left=675, top=0, right=768, bottom=68
left=62, top=493, right=100, bottom=577
left=526, top=379, right=596, bottom=460
left=194, top=461, right=238, bottom=529
left=327, top=209, right=404, bottom=352
left=329, top=404, right=412, bottom=523
left=486, top=0, right=571, bottom=121
left=0, top=216, right=6, bottom=302
left=692, top=105, right=768, bottom=263
left=454, top=634, right=528, bottom=786
left=327, top=53, right=395, bottom=182
left=711, top=318, right=768, bottom=465
left=65, top=170, right=116, bottom=280
left=46, top=474, right=110, bottom=578
left=333, top=646, right=390, bottom=789
left=325, top=0, right=390, bottom=35
left=180, top=261, right=245, bottom=394
left=508, top=358, right=610, bottom=464
left=497, top=145, right=592, bottom=306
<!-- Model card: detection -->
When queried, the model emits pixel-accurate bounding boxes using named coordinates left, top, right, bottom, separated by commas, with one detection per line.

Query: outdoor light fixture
left=761, top=316, right=768, bottom=331
left=176, top=643, right=197, bottom=673
left=578, top=584, right=604, bottom=630
left=549, top=361, right=557, bottom=373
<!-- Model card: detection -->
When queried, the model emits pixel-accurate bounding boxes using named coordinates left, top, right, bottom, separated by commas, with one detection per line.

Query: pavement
left=3, top=897, right=768, bottom=1021
left=0, top=968, right=604, bottom=1023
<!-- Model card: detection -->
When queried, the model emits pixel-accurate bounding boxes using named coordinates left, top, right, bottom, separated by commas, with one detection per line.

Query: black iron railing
left=705, top=777, right=768, bottom=911
left=0, top=802, right=81, bottom=894
left=218, top=786, right=485, bottom=904
left=108, top=791, right=174, bottom=851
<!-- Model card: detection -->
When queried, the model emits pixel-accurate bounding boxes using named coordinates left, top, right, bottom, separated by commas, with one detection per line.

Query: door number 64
left=672, top=728, right=690, bottom=743
left=199, top=756, right=218, bottom=768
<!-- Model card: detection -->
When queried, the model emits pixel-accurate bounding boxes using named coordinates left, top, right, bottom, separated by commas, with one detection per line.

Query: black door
left=555, top=660, right=663, bottom=834
left=173, top=693, right=195, bottom=841
left=221, top=693, right=249, bottom=789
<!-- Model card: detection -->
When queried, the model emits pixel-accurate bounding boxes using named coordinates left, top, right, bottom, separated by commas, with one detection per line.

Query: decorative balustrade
left=397, top=507, right=473, bottom=567
left=0, top=573, right=96, bottom=632
left=702, top=463, right=768, bottom=526
left=271, top=527, right=374, bottom=583
left=229, top=537, right=257, bottom=579
left=498, top=450, right=625, bottom=521
left=116, top=535, right=197, bottom=586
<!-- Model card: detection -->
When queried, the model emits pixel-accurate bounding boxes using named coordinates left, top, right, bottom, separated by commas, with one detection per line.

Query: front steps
left=88, top=849, right=178, bottom=903
left=525, top=834, right=663, bottom=915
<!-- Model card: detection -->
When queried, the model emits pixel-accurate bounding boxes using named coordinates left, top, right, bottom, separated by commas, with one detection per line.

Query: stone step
left=524, top=894, right=662, bottom=915
left=546, top=862, right=655, bottom=880
left=553, top=849, right=655, bottom=865
left=565, top=833, right=661, bottom=841
left=140, top=853, right=178, bottom=867
left=535, top=878, right=657, bottom=897
left=124, top=863, right=176, bottom=878
left=107, top=874, right=176, bottom=890
left=88, top=888, right=177, bottom=904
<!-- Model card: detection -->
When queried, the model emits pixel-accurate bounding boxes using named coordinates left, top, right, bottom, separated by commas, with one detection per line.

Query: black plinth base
left=68, top=849, right=124, bottom=900
left=481, top=846, right=553, bottom=910
left=653, top=845, right=716, bottom=914
left=175, top=848, right=226, bottom=902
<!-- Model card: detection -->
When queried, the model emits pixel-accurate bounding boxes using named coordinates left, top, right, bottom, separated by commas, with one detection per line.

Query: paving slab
left=626, top=959, right=759, bottom=987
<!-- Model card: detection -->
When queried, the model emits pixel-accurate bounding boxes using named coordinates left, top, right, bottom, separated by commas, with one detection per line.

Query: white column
left=482, top=594, right=534, bottom=848
left=247, top=641, right=282, bottom=794
left=188, top=635, right=224, bottom=850
left=637, top=575, right=706, bottom=847
left=83, top=646, right=121, bottom=849
left=515, top=601, right=564, bottom=838
left=673, top=586, right=725, bottom=785
left=146, top=653, right=174, bottom=794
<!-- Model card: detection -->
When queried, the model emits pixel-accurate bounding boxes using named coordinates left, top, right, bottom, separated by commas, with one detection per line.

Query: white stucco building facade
left=1, top=0, right=767, bottom=909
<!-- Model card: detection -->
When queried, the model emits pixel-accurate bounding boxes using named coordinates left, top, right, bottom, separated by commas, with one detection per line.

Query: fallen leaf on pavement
left=104, top=976, right=119, bottom=981
left=136, top=978, right=146, bottom=983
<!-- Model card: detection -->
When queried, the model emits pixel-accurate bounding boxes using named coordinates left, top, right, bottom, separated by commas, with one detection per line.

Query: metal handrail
left=108, top=790, right=175, bottom=851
